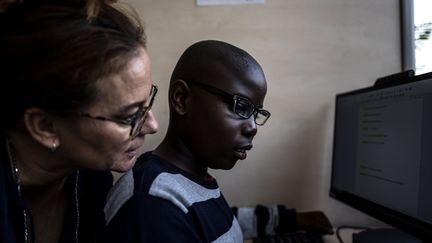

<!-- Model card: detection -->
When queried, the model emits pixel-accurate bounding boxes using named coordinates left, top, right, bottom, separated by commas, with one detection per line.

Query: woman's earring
left=51, top=142, right=58, bottom=153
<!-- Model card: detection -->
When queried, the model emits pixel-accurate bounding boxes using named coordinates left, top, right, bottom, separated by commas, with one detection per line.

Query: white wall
left=127, top=0, right=401, bottom=227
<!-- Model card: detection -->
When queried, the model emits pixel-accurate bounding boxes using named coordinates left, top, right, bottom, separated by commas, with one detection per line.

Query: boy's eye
left=235, top=99, right=253, bottom=116
left=236, top=100, right=249, bottom=112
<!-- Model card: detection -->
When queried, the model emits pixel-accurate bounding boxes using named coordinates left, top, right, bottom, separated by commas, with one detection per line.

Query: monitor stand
left=353, top=228, right=422, bottom=243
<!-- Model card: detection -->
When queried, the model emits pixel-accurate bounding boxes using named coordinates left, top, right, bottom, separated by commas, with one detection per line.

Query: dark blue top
left=0, top=137, right=113, bottom=243
left=102, top=152, right=243, bottom=243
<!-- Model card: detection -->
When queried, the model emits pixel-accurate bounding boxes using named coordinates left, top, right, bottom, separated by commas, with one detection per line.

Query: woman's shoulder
left=79, top=169, right=113, bottom=193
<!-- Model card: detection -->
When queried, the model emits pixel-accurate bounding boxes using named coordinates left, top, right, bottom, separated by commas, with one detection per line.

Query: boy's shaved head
left=170, top=40, right=264, bottom=87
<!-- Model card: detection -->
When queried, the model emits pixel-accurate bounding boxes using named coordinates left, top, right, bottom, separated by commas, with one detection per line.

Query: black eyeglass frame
left=80, top=84, right=158, bottom=139
left=186, top=81, right=271, bottom=125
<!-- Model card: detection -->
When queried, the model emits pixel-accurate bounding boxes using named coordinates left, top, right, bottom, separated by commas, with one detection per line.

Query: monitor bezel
left=329, top=72, right=432, bottom=240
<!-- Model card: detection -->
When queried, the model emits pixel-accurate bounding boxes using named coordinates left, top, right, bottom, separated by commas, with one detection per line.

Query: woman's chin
left=111, top=155, right=137, bottom=173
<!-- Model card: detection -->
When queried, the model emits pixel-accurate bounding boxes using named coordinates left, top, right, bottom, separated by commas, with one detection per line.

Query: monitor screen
left=330, top=72, right=432, bottom=240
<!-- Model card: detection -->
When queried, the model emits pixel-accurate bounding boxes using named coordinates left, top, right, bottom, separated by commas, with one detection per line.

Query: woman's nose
left=141, top=110, right=159, bottom=135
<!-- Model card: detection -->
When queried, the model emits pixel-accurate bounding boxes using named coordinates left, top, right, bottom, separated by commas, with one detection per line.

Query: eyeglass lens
left=233, top=96, right=270, bottom=125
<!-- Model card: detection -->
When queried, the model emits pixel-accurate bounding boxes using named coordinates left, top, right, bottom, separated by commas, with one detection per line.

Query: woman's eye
left=119, top=114, right=136, bottom=124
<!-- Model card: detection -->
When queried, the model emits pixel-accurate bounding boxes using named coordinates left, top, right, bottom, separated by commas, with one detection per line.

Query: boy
left=103, top=40, right=270, bottom=242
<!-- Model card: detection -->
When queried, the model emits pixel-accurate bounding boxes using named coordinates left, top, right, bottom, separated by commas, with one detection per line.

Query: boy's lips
left=233, top=144, right=253, bottom=160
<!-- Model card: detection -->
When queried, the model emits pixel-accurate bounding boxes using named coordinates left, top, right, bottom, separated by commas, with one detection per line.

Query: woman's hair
left=0, top=0, right=146, bottom=129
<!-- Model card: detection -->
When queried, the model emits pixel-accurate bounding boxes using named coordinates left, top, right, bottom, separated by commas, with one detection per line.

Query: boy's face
left=184, top=65, right=267, bottom=170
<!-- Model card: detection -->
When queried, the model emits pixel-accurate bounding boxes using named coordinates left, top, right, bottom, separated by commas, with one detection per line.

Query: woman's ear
left=169, top=79, right=191, bottom=116
left=22, top=108, right=60, bottom=150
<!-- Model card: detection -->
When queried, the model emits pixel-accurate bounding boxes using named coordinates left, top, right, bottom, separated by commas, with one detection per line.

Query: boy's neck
left=154, top=134, right=208, bottom=179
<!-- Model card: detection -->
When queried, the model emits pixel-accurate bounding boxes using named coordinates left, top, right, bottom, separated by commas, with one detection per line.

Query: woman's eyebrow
left=117, top=85, right=155, bottom=113
left=118, top=100, right=146, bottom=113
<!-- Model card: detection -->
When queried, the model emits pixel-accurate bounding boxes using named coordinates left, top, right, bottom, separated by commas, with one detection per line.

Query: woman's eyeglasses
left=80, top=84, right=158, bottom=139
left=186, top=81, right=270, bottom=125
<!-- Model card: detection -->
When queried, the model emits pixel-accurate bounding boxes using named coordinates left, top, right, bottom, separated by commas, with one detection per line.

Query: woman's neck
left=6, top=131, right=74, bottom=188
left=5, top=131, right=75, bottom=243
left=23, top=176, right=69, bottom=243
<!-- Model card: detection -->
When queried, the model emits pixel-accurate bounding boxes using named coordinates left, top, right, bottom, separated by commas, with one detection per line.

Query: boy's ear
left=170, top=79, right=191, bottom=115
left=22, top=107, right=60, bottom=150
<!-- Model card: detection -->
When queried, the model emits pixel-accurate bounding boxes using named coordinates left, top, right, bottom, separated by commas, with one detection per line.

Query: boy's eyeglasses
left=186, top=81, right=270, bottom=125
left=80, top=84, right=158, bottom=139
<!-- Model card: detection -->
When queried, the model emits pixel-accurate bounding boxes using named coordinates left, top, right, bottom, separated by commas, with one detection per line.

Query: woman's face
left=57, top=47, right=158, bottom=172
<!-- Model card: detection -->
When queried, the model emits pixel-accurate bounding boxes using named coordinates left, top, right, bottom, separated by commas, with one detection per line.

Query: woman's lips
left=126, top=148, right=138, bottom=160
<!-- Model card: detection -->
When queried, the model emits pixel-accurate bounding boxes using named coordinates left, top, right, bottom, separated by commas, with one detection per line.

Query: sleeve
left=103, top=193, right=204, bottom=243
left=232, top=205, right=297, bottom=239
left=275, top=205, right=297, bottom=233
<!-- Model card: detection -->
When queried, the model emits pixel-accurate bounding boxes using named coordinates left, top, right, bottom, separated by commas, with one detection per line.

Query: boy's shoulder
left=103, top=151, right=162, bottom=225
left=104, top=151, right=223, bottom=225
left=133, top=151, right=168, bottom=185
left=135, top=152, right=221, bottom=212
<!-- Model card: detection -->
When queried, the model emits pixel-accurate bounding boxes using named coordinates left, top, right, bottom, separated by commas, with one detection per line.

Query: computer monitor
left=330, top=72, right=432, bottom=242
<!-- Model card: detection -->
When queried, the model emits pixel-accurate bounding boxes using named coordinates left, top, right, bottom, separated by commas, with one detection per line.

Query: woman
left=0, top=0, right=158, bottom=242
